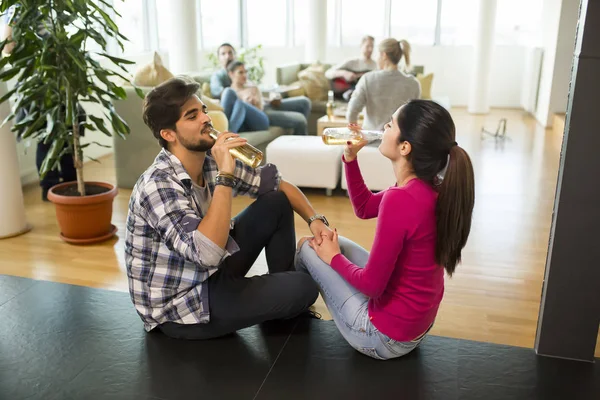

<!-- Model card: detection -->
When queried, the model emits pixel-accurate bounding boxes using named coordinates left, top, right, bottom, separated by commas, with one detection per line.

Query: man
left=210, top=43, right=312, bottom=135
left=126, top=76, right=330, bottom=339
left=325, top=35, right=377, bottom=101
left=209, top=43, right=235, bottom=99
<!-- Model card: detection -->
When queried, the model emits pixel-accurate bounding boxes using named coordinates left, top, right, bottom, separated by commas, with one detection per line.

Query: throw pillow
left=416, top=73, right=434, bottom=100
left=133, top=52, right=174, bottom=87
left=202, top=95, right=223, bottom=112
left=297, top=63, right=329, bottom=101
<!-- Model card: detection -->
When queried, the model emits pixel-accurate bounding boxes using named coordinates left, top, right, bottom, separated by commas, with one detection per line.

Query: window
left=495, top=0, right=543, bottom=46
left=246, top=0, right=287, bottom=47
left=294, top=0, right=308, bottom=46
left=200, top=0, right=241, bottom=49
left=113, top=0, right=146, bottom=54
left=327, top=0, right=338, bottom=46
left=439, top=0, right=478, bottom=45
left=340, top=0, right=386, bottom=46
left=390, top=0, right=438, bottom=45
left=155, top=0, right=173, bottom=51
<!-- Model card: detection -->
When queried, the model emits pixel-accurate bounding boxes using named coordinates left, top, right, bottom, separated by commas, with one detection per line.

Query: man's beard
left=177, top=124, right=215, bottom=152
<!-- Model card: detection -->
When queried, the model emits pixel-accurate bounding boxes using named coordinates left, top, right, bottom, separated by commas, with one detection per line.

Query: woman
left=220, top=61, right=270, bottom=133
left=296, top=100, right=475, bottom=360
left=325, top=35, right=378, bottom=100
left=347, top=38, right=420, bottom=131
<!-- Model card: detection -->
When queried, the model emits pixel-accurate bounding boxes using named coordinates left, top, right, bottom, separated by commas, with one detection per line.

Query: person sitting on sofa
left=325, top=35, right=378, bottom=101
left=220, top=61, right=270, bottom=133
left=209, top=43, right=235, bottom=99
left=210, top=43, right=312, bottom=135
left=347, top=38, right=421, bottom=131
left=126, top=76, right=333, bottom=340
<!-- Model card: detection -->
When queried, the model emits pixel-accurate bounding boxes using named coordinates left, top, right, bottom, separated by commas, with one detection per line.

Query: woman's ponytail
left=435, top=145, right=475, bottom=276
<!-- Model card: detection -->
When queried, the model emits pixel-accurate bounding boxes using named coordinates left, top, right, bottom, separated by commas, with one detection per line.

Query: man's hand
left=211, top=132, right=247, bottom=174
left=308, top=229, right=341, bottom=265
left=343, top=71, right=358, bottom=82
left=309, top=219, right=334, bottom=245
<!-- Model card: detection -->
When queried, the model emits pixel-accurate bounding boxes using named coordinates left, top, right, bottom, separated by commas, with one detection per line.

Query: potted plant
left=0, top=0, right=143, bottom=244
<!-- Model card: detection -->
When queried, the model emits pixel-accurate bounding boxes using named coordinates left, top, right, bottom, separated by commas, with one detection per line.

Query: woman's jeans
left=295, top=236, right=428, bottom=360
left=221, top=88, right=269, bottom=133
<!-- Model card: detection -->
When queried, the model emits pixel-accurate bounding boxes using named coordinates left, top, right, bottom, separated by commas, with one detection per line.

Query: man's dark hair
left=217, top=43, right=236, bottom=54
left=142, top=76, right=200, bottom=149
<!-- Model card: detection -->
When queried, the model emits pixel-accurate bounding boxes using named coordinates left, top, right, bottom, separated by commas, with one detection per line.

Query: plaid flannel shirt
left=125, top=148, right=281, bottom=331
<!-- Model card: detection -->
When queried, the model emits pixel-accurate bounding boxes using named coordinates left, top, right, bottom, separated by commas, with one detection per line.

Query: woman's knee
left=291, top=116, right=308, bottom=135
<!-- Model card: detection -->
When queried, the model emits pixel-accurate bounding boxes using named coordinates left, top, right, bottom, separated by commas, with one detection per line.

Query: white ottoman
left=266, top=136, right=344, bottom=196
left=341, top=144, right=396, bottom=192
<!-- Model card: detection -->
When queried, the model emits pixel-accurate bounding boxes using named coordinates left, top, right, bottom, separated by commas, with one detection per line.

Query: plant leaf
left=0, top=66, right=21, bottom=81
left=0, top=87, right=17, bottom=105
left=89, top=115, right=112, bottom=137
left=89, top=1, right=120, bottom=33
left=98, top=53, right=136, bottom=65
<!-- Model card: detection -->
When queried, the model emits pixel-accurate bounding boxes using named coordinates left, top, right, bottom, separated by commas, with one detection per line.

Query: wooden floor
left=2, top=107, right=598, bottom=357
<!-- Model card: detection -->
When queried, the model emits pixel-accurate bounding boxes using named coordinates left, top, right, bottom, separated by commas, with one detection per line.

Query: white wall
left=535, top=0, right=579, bottom=128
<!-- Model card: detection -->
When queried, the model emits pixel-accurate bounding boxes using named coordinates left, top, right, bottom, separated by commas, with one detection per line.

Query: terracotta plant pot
left=47, top=181, right=118, bottom=244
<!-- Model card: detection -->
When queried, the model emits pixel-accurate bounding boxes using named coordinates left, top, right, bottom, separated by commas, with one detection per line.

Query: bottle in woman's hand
left=321, top=125, right=383, bottom=145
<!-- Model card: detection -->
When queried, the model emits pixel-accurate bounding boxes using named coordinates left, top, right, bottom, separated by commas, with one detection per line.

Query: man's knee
left=299, top=96, right=312, bottom=114
left=293, top=272, right=319, bottom=306
left=258, top=190, right=292, bottom=217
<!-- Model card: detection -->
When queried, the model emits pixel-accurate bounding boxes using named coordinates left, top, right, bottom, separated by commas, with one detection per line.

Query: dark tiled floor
left=1, top=275, right=598, bottom=400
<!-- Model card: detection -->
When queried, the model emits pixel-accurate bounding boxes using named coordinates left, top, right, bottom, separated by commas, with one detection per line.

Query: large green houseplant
left=0, top=0, right=143, bottom=243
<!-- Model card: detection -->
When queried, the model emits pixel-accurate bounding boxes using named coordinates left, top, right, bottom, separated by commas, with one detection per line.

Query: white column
left=0, top=80, right=29, bottom=239
left=468, top=0, right=497, bottom=114
left=305, top=0, right=327, bottom=63
left=167, top=0, right=199, bottom=73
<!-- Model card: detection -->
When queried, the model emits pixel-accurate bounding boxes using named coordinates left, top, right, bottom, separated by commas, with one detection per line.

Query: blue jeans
left=221, top=88, right=270, bottom=133
left=295, top=236, right=427, bottom=360
left=264, top=96, right=311, bottom=135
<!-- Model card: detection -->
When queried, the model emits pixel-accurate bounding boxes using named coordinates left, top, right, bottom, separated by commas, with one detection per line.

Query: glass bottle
left=321, top=127, right=383, bottom=145
left=208, top=128, right=264, bottom=168
left=326, top=90, right=334, bottom=121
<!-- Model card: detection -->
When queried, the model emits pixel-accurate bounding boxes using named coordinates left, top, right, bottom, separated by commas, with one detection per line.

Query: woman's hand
left=308, top=229, right=341, bottom=265
left=343, top=124, right=369, bottom=162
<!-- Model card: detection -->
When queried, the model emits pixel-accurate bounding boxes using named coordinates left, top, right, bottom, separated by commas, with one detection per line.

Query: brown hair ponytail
left=435, top=145, right=475, bottom=276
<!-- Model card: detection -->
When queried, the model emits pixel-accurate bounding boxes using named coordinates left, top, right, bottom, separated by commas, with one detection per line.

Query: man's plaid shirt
left=125, top=148, right=281, bottom=331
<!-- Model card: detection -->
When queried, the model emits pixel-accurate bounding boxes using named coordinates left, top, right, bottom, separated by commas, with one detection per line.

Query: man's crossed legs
left=159, top=191, right=318, bottom=340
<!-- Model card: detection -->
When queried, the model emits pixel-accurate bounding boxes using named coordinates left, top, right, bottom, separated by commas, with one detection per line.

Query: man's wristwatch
left=308, top=214, right=329, bottom=227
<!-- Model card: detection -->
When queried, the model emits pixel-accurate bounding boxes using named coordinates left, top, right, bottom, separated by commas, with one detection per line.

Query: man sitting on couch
left=126, top=76, right=331, bottom=339
left=210, top=43, right=312, bottom=135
